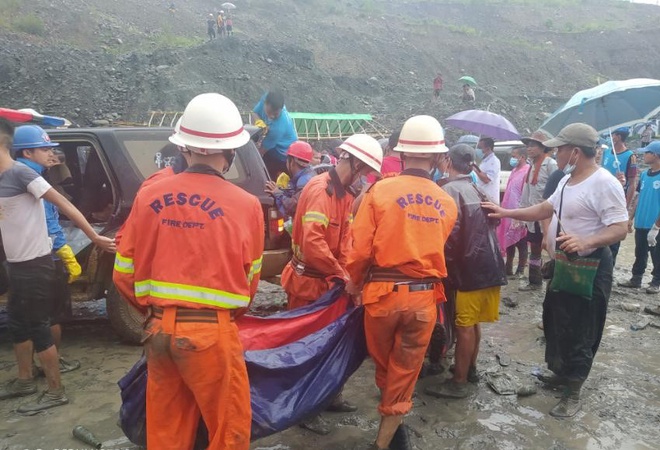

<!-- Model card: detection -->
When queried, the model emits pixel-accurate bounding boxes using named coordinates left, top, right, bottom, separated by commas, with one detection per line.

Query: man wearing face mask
left=347, top=116, right=457, bottom=450
left=113, top=93, right=264, bottom=449
left=520, top=131, right=558, bottom=291
left=482, top=123, right=628, bottom=418
left=474, top=137, right=501, bottom=204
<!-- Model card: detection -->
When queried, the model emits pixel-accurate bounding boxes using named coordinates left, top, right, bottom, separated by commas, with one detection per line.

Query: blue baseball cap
left=644, top=140, right=660, bottom=156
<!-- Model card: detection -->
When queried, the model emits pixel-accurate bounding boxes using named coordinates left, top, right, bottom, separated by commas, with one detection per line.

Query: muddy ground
left=1, top=238, right=659, bottom=450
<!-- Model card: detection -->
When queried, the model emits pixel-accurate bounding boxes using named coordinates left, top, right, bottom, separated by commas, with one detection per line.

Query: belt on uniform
left=367, top=266, right=443, bottom=284
left=291, top=255, right=326, bottom=279
left=151, top=305, right=235, bottom=323
left=392, top=282, right=435, bottom=292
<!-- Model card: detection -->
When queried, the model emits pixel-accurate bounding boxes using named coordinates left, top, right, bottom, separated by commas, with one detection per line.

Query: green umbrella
left=459, top=76, right=477, bottom=86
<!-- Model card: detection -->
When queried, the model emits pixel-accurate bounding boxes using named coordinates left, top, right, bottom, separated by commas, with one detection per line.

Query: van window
left=116, top=132, right=245, bottom=183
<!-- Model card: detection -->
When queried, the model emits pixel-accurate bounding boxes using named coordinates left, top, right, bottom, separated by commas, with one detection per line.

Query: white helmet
left=393, top=115, right=448, bottom=154
left=337, top=134, right=383, bottom=173
left=168, top=118, right=185, bottom=148
left=172, top=93, right=250, bottom=154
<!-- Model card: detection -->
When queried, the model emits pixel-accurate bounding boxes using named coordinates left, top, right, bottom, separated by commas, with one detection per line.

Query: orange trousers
left=364, top=287, right=437, bottom=416
left=144, top=307, right=251, bottom=450
left=281, top=263, right=330, bottom=310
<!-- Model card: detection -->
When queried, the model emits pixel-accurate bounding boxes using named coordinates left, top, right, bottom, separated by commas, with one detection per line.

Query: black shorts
left=527, top=221, right=543, bottom=244
left=51, top=258, right=72, bottom=325
left=7, top=255, right=56, bottom=352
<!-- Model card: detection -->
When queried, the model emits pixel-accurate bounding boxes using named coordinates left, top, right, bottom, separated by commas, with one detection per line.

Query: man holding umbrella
left=601, top=127, right=637, bottom=265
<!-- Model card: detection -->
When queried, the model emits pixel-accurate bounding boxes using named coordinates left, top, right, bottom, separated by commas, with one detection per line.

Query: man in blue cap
left=619, top=140, right=660, bottom=295
left=251, top=90, right=298, bottom=179
left=0, top=122, right=115, bottom=413
left=12, top=125, right=83, bottom=375
left=601, top=126, right=637, bottom=264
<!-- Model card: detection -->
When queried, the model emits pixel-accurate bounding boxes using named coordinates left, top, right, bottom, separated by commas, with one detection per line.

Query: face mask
left=476, top=148, right=484, bottom=159
left=509, top=157, right=519, bottom=168
left=563, top=150, right=578, bottom=175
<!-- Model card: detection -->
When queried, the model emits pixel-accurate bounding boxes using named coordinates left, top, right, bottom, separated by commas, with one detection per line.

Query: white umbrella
left=221, top=2, right=236, bottom=9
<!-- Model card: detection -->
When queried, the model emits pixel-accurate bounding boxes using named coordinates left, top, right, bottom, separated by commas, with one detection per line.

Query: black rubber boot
left=618, top=276, right=642, bottom=288
left=549, top=380, right=582, bottom=418
left=536, top=371, right=568, bottom=387
left=390, top=424, right=413, bottom=450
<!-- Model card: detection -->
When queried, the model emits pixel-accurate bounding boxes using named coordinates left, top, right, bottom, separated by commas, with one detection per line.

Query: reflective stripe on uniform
left=247, top=256, right=263, bottom=283
left=114, top=253, right=134, bottom=274
left=302, top=211, right=329, bottom=227
left=134, top=279, right=249, bottom=309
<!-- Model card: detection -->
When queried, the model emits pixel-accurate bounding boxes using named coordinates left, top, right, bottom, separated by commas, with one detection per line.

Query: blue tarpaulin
left=118, top=286, right=367, bottom=446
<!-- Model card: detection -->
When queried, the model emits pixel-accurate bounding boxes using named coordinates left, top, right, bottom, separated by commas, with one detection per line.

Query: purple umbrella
left=446, top=109, right=521, bottom=141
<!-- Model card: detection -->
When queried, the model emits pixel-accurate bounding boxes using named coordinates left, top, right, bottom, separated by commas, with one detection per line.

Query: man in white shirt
left=482, top=123, right=628, bottom=419
left=475, top=138, right=501, bottom=204
left=0, top=119, right=115, bottom=413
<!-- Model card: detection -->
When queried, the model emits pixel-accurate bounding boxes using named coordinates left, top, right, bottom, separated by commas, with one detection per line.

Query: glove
left=648, top=225, right=659, bottom=247
left=254, top=119, right=267, bottom=129
left=276, top=172, right=290, bottom=189
left=55, top=244, right=82, bottom=283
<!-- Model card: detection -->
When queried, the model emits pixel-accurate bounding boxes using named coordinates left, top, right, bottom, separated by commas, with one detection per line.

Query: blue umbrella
left=446, top=110, right=521, bottom=141
left=539, top=78, right=660, bottom=137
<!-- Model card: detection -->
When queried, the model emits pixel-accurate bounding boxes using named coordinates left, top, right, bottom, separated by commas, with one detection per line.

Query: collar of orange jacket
left=401, top=168, right=431, bottom=179
left=326, top=167, right=348, bottom=199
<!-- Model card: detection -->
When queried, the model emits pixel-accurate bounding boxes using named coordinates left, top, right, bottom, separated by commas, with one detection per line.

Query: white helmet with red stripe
left=393, top=115, right=448, bottom=154
left=169, top=93, right=250, bottom=154
left=337, top=134, right=383, bottom=173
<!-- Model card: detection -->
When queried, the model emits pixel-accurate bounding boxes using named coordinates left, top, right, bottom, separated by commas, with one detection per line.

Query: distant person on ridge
left=461, top=84, right=475, bottom=103
left=206, top=14, right=216, bottom=40
left=226, top=15, right=234, bottom=36
left=251, top=90, right=298, bottom=179
left=433, top=72, right=443, bottom=101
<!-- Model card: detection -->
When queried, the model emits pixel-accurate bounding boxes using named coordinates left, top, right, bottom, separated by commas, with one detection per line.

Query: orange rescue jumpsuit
left=281, top=169, right=354, bottom=309
left=347, top=169, right=457, bottom=416
left=113, top=166, right=264, bottom=450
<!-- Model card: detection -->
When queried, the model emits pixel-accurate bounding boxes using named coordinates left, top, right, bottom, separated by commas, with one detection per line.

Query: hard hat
left=12, top=125, right=59, bottom=151
left=209, top=13, right=214, bottom=17
left=171, top=93, right=250, bottom=154
left=286, top=141, right=313, bottom=163
left=220, top=10, right=224, bottom=13
left=169, top=118, right=185, bottom=148
left=393, top=115, right=447, bottom=154
left=337, top=134, right=383, bottom=173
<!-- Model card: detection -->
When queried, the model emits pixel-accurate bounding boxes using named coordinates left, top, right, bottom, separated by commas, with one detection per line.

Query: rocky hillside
left=1, top=0, right=660, bottom=136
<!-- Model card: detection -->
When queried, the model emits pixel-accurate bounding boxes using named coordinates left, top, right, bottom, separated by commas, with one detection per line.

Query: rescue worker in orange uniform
left=347, top=116, right=458, bottom=450
left=281, top=133, right=384, bottom=310
left=113, top=93, right=264, bottom=450
left=281, top=133, right=383, bottom=435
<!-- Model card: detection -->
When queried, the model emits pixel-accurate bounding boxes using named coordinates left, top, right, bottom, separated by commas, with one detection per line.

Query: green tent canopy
left=288, top=112, right=388, bottom=140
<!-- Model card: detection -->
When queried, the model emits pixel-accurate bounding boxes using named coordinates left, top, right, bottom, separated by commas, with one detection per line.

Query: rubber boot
left=549, top=380, right=582, bottom=418
left=527, top=259, right=543, bottom=287
left=389, top=424, right=413, bottom=450
left=516, top=253, right=528, bottom=277
left=535, top=371, right=567, bottom=387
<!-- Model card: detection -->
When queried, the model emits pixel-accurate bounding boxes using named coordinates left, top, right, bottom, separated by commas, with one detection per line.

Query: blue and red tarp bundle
left=0, top=107, right=67, bottom=127
left=118, top=285, right=367, bottom=446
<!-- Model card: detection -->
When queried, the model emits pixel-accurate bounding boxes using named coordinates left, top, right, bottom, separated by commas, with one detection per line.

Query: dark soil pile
left=1, top=0, right=660, bottom=135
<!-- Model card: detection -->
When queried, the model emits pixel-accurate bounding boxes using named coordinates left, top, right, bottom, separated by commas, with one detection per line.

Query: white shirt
left=477, top=152, right=501, bottom=205
left=546, top=168, right=628, bottom=257
left=0, top=162, right=53, bottom=262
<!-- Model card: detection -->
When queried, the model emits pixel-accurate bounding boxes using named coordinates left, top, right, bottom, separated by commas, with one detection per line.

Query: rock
left=92, top=119, right=110, bottom=127
left=156, top=65, right=170, bottom=71
left=621, top=303, right=641, bottom=313
left=369, top=76, right=378, bottom=82
left=502, top=297, right=518, bottom=308
left=266, top=58, right=273, bottom=64
left=644, top=305, right=660, bottom=316
left=116, top=38, right=123, bottom=45
left=631, top=318, right=650, bottom=331
left=649, top=321, right=660, bottom=329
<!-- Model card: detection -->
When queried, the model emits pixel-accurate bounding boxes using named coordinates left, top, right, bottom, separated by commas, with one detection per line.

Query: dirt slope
left=1, top=0, right=660, bottom=135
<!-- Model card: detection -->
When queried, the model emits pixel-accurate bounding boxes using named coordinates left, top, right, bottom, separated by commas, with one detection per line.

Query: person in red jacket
left=113, top=93, right=264, bottom=450
left=347, top=116, right=457, bottom=450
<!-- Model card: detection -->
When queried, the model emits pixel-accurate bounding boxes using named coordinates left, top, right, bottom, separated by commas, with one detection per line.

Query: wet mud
left=1, top=238, right=659, bottom=450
